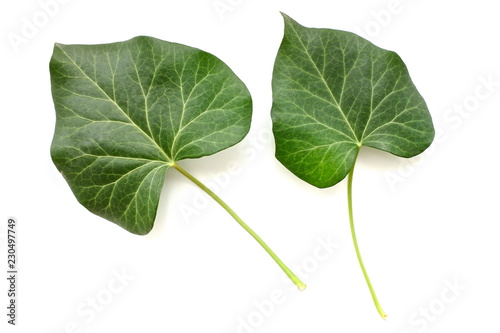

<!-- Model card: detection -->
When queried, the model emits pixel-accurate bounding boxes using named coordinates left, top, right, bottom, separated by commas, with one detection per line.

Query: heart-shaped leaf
left=271, top=13, right=435, bottom=318
left=50, top=35, right=306, bottom=290
left=50, top=36, right=252, bottom=235
left=272, top=14, right=434, bottom=188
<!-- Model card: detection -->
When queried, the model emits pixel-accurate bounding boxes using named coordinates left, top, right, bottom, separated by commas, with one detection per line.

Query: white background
left=1, top=0, right=499, bottom=332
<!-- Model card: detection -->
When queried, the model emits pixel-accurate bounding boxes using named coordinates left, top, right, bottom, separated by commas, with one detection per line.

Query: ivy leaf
left=50, top=36, right=252, bottom=235
left=271, top=14, right=435, bottom=318
left=50, top=36, right=306, bottom=289
left=271, top=13, right=435, bottom=188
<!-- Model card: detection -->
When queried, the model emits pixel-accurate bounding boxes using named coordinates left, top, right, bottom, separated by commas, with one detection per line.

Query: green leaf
left=271, top=13, right=435, bottom=188
left=271, top=13, right=435, bottom=318
left=50, top=35, right=306, bottom=290
left=50, top=36, right=252, bottom=235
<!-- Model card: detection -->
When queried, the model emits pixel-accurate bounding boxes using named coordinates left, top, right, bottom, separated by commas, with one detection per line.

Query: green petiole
left=348, top=149, right=387, bottom=319
left=171, top=162, right=306, bottom=291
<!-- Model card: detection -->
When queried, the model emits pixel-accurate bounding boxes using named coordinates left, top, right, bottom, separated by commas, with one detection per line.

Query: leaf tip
left=279, top=12, right=295, bottom=24
left=278, top=12, right=306, bottom=35
left=279, top=11, right=289, bottom=19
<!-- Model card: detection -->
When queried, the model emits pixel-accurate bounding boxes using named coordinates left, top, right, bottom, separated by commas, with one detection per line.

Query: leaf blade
left=272, top=14, right=434, bottom=188
left=50, top=36, right=252, bottom=234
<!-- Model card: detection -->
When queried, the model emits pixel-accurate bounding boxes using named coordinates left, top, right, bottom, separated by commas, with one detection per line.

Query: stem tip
left=297, top=282, right=307, bottom=291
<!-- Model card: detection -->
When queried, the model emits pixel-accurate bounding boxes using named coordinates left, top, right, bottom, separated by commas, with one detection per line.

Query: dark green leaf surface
left=272, top=14, right=434, bottom=188
left=50, top=36, right=252, bottom=235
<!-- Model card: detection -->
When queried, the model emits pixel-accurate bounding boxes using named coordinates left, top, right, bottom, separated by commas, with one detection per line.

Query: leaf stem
left=171, top=162, right=306, bottom=291
left=348, top=150, right=387, bottom=319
